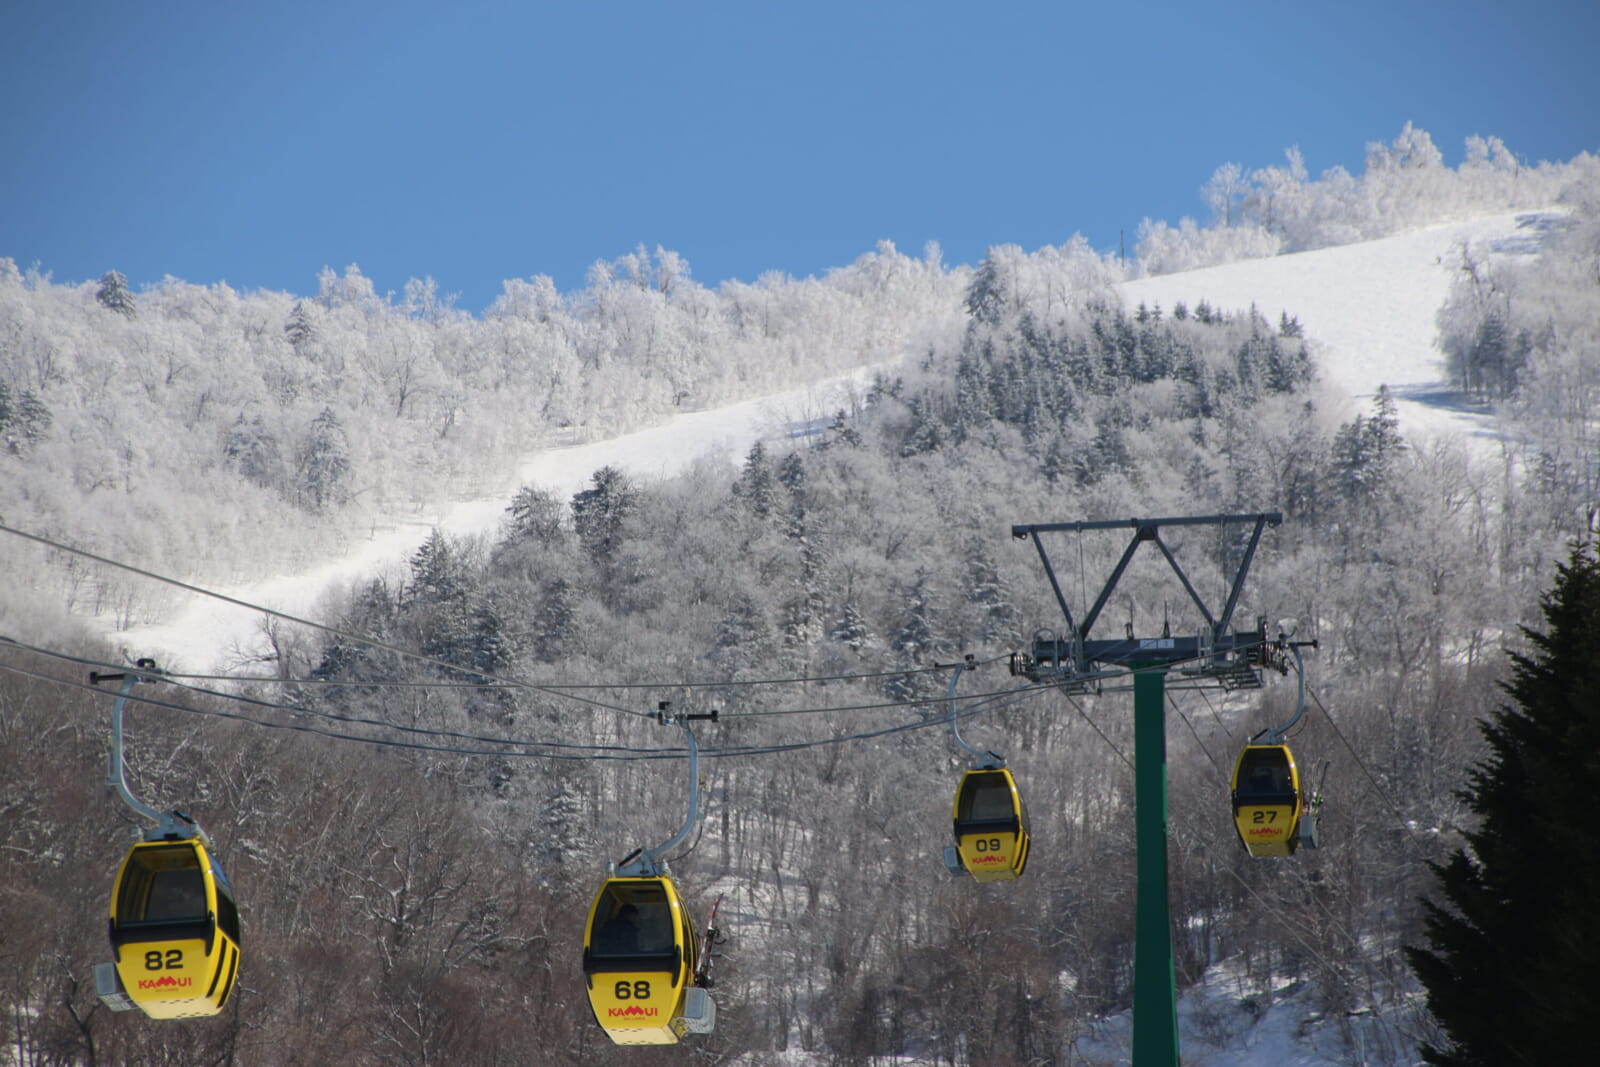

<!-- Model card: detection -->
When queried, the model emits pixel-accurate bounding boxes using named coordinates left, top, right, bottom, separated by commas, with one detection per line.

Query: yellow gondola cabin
left=950, top=766, right=1031, bottom=882
left=108, top=838, right=242, bottom=1019
left=582, top=875, right=712, bottom=1044
left=1230, top=743, right=1307, bottom=858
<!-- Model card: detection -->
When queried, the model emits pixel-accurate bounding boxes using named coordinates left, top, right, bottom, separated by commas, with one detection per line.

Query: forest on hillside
left=3, top=128, right=1600, bottom=1065
left=0, top=124, right=1592, bottom=621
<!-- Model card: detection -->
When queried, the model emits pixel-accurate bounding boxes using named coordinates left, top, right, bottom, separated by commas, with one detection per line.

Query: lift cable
left=0, top=646, right=1050, bottom=765
left=153, top=657, right=1006, bottom=693
left=0, top=521, right=986, bottom=703
left=1059, top=690, right=1134, bottom=770
left=1168, top=691, right=1228, bottom=782
left=1305, top=682, right=1416, bottom=833
left=1, top=634, right=1032, bottom=730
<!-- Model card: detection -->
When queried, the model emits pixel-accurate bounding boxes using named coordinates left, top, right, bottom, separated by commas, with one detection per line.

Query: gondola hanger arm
left=942, top=655, right=1003, bottom=769
left=616, top=702, right=716, bottom=876
left=92, top=660, right=209, bottom=844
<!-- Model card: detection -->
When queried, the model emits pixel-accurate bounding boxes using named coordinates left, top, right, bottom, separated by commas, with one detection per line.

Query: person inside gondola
left=597, top=903, right=641, bottom=954
left=147, top=867, right=207, bottom=921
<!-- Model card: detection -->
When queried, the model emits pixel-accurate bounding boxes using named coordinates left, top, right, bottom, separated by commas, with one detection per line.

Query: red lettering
left=609, top=1005, right=660, bottom=1018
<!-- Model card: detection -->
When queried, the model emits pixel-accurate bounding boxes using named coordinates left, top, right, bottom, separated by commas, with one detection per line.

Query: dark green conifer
left=1406, top=541, right=1600, bottom=1065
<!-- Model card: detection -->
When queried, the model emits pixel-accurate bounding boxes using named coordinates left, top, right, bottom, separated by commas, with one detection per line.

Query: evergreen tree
left=0, top=384, right=46, bottom=455
left=309, top=578, right=398, bottom=685
left=712, top=593, right=773, bottom=677
left=1405, top=542, right=1600, bottom=1066
left=733, top=441, right=778, bottom=519
left=828, top=602, right=877, bottom=655
left=571, top=465, right=636, bottom=567
left=222, top=412, right=283, bottom=489
left=1326, top=386, right=1404, bottom=505
left=95, top=269, right=137, bottom=316
left=532, top=577, right=580, bottom=661
left=505, top=484, right=567, bottom=543
left=824, top=408, right=862, bottom=449
left=964, top=252, right=1008, bottom=326
left=776, top=450, right=807, bottom=497
left=964, top=538, right=1020, bottom=648
left=406, top=528, right=466, bottom=607
left=285, top=300, right=317, bottom=349
left=466, top=601, right=516, bottom=679
left=885, top=570, right=945, bottom=703
left=297, top=407, right=351, bottom=511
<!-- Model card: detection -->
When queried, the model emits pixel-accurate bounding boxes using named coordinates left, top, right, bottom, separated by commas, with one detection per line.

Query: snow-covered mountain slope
left=118, top=369, right=881, bottom=670
left=1120, top=210, right=1559, bottom=445
left=118, top=212, right=1554, bottom=671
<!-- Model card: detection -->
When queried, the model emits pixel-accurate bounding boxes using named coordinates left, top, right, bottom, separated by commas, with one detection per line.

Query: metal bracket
left=1012, top=512, right=1282, bottom=680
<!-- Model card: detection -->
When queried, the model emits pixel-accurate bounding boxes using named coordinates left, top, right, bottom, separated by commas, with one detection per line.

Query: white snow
left=117, top=370, right=880, bottom=671
left=119, top=211, right=1557, bottom=676
left=1121, top=211, right=1558, bottom=447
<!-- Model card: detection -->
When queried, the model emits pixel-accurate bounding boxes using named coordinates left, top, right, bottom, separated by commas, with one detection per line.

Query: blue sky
left=3, top=0, right=1596, bottom=314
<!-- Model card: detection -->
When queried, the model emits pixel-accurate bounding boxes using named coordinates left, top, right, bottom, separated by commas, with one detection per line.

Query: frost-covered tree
left=733, top=441, right=778, bottom=519
left=406, top=528, right=468, bottom=607
left=571, top=465, right=637, bottom=567
left=284, top=300, right=317, bottom=349
left=222, top=413, right=283, bottom=489
left=531, top=577, right=581, bottom=661
left=0, top=382, right=48, bottom=453
left=1202, top=161, right=1249, bottom=227
left=95, top=269, right=137, bottom=316
left=505, top=484, right=567, bottom=544
left=296, top=406, right=351, bottom=511
left=829, top=602, right=878, bottom=655
left=1326, top=386, right=1405, bottom=505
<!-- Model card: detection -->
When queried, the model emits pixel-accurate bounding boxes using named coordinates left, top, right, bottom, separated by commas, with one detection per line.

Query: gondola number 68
left=614, top=980, right=651, bottom=1000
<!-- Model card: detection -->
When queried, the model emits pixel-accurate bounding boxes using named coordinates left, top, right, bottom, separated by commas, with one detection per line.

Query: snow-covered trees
left=1141, top=124, right=1591, bottom=272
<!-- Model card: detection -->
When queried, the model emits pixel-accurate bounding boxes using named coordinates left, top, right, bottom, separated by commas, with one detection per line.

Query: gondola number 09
left=145, top=949, right=183, bottom=970
left=974, top=837, right=1003, bottom=852
left=614, top=980, right=651, bottom=1000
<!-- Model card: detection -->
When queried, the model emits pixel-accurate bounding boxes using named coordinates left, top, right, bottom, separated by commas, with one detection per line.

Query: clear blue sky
left=3, top=0, right=1596, bottom=314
